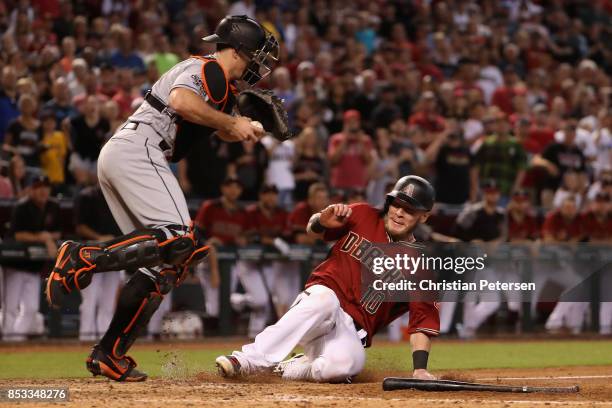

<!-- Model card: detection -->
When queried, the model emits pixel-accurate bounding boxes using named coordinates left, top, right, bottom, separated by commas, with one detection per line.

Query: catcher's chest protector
left=172, top=56, right=237, bottom=162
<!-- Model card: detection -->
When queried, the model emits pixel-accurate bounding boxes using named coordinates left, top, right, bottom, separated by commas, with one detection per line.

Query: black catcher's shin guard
left=98, top=270, right=172, bottom=359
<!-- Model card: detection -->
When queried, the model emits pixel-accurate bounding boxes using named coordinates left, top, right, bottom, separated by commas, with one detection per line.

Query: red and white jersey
left=305, top=203, right=440, bottom=346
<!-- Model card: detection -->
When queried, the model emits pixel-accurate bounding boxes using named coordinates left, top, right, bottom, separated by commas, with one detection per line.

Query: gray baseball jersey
left=97, top=55, right=235, bottom=263
left=129, top=56, right=210, bottom=148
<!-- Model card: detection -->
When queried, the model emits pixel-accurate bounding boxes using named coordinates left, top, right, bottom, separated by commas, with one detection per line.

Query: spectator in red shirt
left=408, top=91, right=447, bottom=133
left=195, top=177, right=248, bottom=246
left=111, top=69, right=136, bottom=121
left=245, top=184, right=290, bottom=246
left=542, top=196, right=583, bottom=242
left=507, top=190, right=540, bottom=241
left=524, top=104, right=555, bottom=154
left=491, top=67, right=520, bottom=115
left=327, top=110, right=374, bottom=193
left=288, top=182, right=329, bottom=245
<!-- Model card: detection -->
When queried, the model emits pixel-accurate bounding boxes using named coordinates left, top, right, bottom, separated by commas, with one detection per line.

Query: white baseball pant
left=1, top=268, right=41, bottom=341
left=231, top=284, right=366, bottom=382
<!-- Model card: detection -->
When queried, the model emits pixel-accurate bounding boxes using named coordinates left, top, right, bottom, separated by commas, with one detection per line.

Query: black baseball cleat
left=46, top=241, right=99, bottom=307
left=86, top=345, right=148, bottom=382
left=215, top=355, right=242, bottom=377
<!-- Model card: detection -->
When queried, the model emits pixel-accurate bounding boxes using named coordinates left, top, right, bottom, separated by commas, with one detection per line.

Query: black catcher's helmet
left=384, top=175, right=435, bottom=213
left=202, top=15, right=279, bottom=85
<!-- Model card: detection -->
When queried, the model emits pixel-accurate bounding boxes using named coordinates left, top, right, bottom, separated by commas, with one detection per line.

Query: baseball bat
left=382, top=378, right=580, bottom=393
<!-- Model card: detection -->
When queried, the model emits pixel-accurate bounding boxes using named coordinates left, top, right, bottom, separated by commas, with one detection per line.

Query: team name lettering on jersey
left=340, top=231, right=416, bottom=315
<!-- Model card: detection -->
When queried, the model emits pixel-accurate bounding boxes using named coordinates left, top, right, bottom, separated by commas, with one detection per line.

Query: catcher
left=45, top=15, right=290, bottom=382
left=216, top=176, right=440, bottom=382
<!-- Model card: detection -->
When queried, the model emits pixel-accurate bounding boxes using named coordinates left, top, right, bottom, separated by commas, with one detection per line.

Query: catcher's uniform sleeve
left=170, top=58, right=228, bottom=104
left=407, top=301, right=440, bottom=337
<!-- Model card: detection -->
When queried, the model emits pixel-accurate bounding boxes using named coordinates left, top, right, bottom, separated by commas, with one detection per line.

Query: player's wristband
left=412, top=350, right=429, bottom=370
left=310, top=214, right=327, bottom=234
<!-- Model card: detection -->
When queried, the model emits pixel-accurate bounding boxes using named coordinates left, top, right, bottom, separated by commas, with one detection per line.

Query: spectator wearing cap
left=68, top=95, right=110, bottom=186
left=532, top=120, right=587, bottom=207
left=3, top=175, right=60, bottom=341
left=426, top=125, right=476, bottom=205
left=473, top=113, right=527, bottom=204
left=507, top=190, right=540, bottom=242
left=0, top=66, right=19, bottom=142
left=455, top=179, right=506, bottom=243
left=327, top=110, right=374, bottom=194
left=38, top=110, right=68, bottom=190
left=3, top=94, right=42, bottom=168
left=195, top=177, right=248, bottom=248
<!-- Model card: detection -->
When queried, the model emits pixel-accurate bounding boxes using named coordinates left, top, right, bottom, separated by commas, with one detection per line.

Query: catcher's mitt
left=236, top=89, right=293, bottom=141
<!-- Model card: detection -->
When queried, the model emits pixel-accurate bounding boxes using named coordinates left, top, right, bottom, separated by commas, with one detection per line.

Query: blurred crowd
left=0, top=0, right=611, bottom=341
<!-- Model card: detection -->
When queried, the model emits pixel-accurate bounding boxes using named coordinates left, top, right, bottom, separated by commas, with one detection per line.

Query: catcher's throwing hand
left=224, top=116, right=265, bottom=142
left=319, top=204, right=352, bottom=228
left=412, top=369, right=437, bottom=380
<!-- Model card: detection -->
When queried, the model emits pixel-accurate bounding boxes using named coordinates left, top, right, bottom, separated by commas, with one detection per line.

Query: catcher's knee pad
left=106, top=272, right=165, bottom=359
left=83, top=225, right=209, bottom=274
left=158, top=225, right=209, bottom=267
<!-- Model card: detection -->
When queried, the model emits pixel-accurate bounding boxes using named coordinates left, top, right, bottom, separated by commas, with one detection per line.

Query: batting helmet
left=202, top=15, right=279, bottom=85
left=384, top=175, right=435, bottom=213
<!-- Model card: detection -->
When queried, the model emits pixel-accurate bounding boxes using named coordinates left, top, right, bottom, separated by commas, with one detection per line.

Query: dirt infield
left=3, top=366, right=612, bottom=407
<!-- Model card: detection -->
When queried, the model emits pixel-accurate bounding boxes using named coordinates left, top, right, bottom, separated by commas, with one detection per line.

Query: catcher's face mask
left=241, top=33, right=279, bottom=86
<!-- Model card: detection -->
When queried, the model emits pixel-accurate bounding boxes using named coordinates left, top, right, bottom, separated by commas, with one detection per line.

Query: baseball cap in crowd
left=260, top=184, right=278, bottom=194
left=343, top=109, right=361, bottom=121
left=29, top=174, right=51, bottom=188
left=222, top=176, right=242, bottom=187
left=481, top=179, right=499, bottom=193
